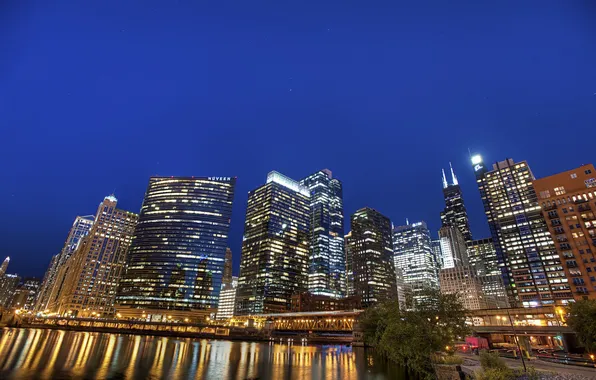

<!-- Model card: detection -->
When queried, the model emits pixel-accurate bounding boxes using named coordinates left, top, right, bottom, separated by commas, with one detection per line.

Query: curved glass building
left=116, top=176, right=236, bottom=321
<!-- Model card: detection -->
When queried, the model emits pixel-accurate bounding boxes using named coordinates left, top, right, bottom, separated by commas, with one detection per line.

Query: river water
left=0, top=328, right=406, bottom=379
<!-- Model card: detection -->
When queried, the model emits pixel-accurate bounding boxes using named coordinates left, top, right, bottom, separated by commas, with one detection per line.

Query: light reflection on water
left=0, top=328, right=405, bottom=380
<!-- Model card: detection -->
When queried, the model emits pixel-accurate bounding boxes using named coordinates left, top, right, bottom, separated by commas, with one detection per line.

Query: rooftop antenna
left=449, top=162, right=458, bottom=186
left=442, top=169, right=448, bottom=189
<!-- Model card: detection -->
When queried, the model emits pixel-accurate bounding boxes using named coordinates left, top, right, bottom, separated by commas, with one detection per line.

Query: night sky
left=2, top=2, right=595, bottom=278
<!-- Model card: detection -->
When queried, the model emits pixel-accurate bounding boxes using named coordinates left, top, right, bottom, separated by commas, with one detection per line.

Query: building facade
left=53, top=196, right=138, bottom=317
left=344, top=232, right=355, bottom=297
left=117, top=177, right=236, bottom=321
left=533, top=164, right=596, bottom=300
left=350, top=207, right=397, bottom=307
left=235, top=171, right=310, bottom=315
left=438, top=225, right=468, bottom=269
left=300, top=169, right=346, bottom=299
left=290, top=292, right=361, bottom=312
left=467, top=238, right=509, bottom=308
left=472, top=156, right=571, bottom=307
left=393, top=221, right=440, bottom=303
left=0, top=257, right=9, bottom=277
left=10, top=278, right=40, bottom=311
left=0, top=274, right=20, bottom=308
left=36, top=215, right=95, bottom=312
left=439, top=265, right=488, bottom=310
left=441, top=163, right=473, bottom=242
left=216, top=276, right=238, bottom=320
left=223, top=248, right=233, bottom=288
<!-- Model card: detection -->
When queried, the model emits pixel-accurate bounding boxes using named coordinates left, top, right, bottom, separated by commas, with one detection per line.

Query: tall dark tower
left=440, top=162, right=473, bottom=242
left=350, top=207, right=397, bottom=307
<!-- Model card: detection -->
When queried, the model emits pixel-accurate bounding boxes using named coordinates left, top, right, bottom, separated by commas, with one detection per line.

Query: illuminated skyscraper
left=467, top=238, right=509, bottom=308
left=472, top=155, right=570, bottom=307
left=0, top=257, right=9, bottom=278
left=441, top=163, right=473, bottom=242
left=350, top=207, right=397, bottom=307
left=345, top=231, right=355, bottom=297
left=300, top=169, right=346, bottom=298
left=52, top=196, right=138, bottom=317
left=216, top=276, right=237, bottom=320
left=533, top=164, right=596, bottom=301
left=10, top=278, right=40, bottom=311
left=117, top=177, right=236, bottom=321
left=35, top=215, right=95, bottom=312
left=393, top=221, right=439, bottom=303
left=0, top=274, right=20, bottom=308
left=438, top=225, right=468, bottom=269
left=223, top=248, right=233, bottom=288
left=235, top=171, right=310, bottom=315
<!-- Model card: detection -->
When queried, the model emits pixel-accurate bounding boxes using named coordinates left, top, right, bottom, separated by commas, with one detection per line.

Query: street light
left=497, top=312, right=527, bottom=372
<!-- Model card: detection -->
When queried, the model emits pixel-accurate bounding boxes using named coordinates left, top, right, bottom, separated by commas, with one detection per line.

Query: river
left=0, top=328, right=407, bottom=379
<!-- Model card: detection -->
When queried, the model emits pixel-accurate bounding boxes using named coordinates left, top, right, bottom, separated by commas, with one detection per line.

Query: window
left=585, top=169, right=592, bottom=175
left=554, top=187, right=566, bottom=196
left=571, top=173, right=578, bottom=179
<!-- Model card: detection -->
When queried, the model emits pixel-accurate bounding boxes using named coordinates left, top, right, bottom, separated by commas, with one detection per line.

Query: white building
left=216, top=276, right=237, bottom=320
left=439, top=265, right=488, bottom=310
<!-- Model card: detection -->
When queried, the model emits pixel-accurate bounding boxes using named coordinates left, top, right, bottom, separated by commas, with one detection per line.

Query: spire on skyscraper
left=0, top=256, right=10, bottom=277
left=442, top=169, right=448, bottom=189
left=450, top=162, right=458, bottom=186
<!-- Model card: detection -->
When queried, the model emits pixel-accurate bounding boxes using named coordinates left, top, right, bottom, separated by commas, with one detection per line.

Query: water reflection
left=0, top=328, right=405, bottom=379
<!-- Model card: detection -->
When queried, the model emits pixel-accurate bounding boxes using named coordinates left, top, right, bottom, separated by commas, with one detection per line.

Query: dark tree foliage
left=566, top=299, right=596, bottom=353
left=359, top=287, right=470, bottom=379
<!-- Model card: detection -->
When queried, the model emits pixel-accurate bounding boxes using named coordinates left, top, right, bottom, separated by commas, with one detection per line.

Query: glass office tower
left=116, top=176, right=236, bottom=321
left=300, top=169, right=346, bottom=298
left=350, top=207, right=397, bottom=307
left=235, top=171, right=311, bottom=315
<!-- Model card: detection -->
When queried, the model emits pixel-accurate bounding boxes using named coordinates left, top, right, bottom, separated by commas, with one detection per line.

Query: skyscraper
left=0, top=274, right=20, bottom=308
left=216, top=276, right=238, bottom=320
left=35, top=215, right=95, bottom=312
left=235, top=171, right=310, bottom=315
left=431, top=240, right=443, bottom=269
left=223, top=248, right=233, bottom=288
left=472, top=155, right=570, bottom=307
left=117, top=176, right=236, bottom=321
left=344, top=231, right=355, bottom=297
left=0, top=257, right=9, bottom=278
left=10, top=278, right=40, bottom=311
left=350, top=207, right=397, bottom=307
left=533, top=164, right=596, bottom=301
left=300, top=169, right=346, bottom=298
left=441, top=163, right=473, bottom=241
left=52, top=196, right=138, bottom=317
left=467, top=238, right=509, bottom=308
left=393, top=221, right=439, bottom=303
left=438, top=225, right=468, bottom=269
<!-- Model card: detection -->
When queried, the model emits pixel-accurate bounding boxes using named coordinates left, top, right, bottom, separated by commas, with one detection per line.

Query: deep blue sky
left=2, top=1, right=595, bottom=278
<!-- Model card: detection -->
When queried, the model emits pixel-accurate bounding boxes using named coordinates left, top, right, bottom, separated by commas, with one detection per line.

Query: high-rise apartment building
left=472, top=155, right=570, bottom=307
left=393, top=221, right=439, bottom=303
left=235, top=172, right=310, bottom=315
left=36, top=215, right=95, bottom=312
left=117, top=177, right=236, bottom=321
left=216, top=276, right=238, bottom=320
left=300, top=169, right=346, bottom=299
left=223, top=248, right=233, bottom=288
left=350, top=207, right=397, bottom=307
left=52, top=196, right=137, bottom=317
left=533, top=164, right=596, bottom=300
left=441, top=163, right=473, bottom=242
left=438, top=225, right=468, bottom=269
left=467, top=238, right=509, bottom=308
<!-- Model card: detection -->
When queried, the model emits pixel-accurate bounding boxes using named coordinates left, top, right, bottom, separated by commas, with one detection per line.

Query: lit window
left=554, top=187, right=566, bottom=196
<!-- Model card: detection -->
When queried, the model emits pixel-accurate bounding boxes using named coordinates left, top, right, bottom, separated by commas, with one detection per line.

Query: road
left=461, top=354, right=596, bottom=379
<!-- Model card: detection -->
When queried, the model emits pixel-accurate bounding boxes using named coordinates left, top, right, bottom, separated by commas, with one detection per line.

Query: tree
left=359, top=287, right=470, bottom=379
left=566, top=299, right=596, bottom=353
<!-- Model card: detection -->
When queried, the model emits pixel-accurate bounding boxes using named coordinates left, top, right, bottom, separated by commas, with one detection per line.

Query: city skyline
left=3, top=3, right=594, bottom=280
left=6, top=155, right=596, bottom=279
